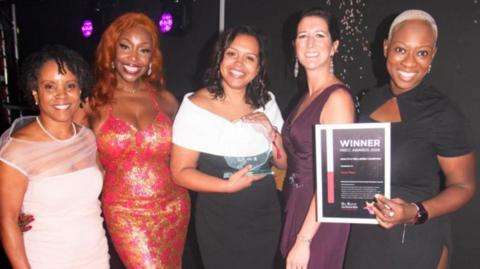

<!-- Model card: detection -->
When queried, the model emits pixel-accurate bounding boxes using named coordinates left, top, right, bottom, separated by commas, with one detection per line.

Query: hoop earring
left=111, top=61, right=115, bottom=70
left=294, top=58, right=299, bottom=78
left=147, top=63, right=152, bottom=76
left=428, top=65, right=432, bottom=74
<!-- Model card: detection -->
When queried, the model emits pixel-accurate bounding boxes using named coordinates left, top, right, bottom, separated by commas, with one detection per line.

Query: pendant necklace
left=36, top=117, right=77, bottom=142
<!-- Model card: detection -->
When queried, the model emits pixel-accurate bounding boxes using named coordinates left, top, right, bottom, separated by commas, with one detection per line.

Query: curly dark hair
left=203, top=25, right=271, bottom=109
left=20, top=44, right=93, bottom=104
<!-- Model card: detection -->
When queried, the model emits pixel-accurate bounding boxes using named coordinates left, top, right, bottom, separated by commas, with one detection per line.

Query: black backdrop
left=1, top=0, right=479, bottom=268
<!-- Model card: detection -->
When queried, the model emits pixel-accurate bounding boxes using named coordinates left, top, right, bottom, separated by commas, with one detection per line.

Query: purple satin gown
left=280, top=84, right=350, bottom=269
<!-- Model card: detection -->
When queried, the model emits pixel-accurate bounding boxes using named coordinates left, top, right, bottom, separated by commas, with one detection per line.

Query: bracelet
left=411, top=202, right=428, bottom=225
left=296, top=234, right=312, bottom=244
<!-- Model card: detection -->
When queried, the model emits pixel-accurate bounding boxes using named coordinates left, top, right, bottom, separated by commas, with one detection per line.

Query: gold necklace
left=119, top=87, right=139, bottom=94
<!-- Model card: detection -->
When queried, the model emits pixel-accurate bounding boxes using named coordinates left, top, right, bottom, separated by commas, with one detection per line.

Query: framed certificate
left=315, top=123, right=390, bottom=224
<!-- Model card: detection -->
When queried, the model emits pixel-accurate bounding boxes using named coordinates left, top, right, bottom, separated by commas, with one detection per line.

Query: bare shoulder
left=156, top=88, right=179, bottom=119
left=189, top=88, right=213, bottom=107
left=322, top=87, right=355, bottom=124
left=327, top=87, right=354, bottom=106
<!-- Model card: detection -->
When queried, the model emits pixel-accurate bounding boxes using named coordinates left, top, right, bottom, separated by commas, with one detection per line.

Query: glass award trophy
left=220, top=120, right=274, bottom=179
left=222, top=150, right=273, bottom=178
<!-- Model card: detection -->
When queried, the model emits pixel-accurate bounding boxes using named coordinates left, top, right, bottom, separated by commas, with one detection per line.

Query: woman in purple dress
left=280, top=7, right=355, bottom=269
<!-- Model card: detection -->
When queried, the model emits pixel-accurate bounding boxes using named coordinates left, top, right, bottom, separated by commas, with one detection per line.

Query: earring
left=294, top=58, right=299, bottom=78
left=428, top=65, right=432, bottom=74
left=32, top=91, right=38, bottom=106
left=330, top=57, right=334, bottom=74
left=111, top=61, right=115, bottom=70
left=147, top=63, right=152, bottom=76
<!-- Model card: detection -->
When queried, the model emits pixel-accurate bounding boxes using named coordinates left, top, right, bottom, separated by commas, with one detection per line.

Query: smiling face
left=219, top=34, right=260, bottom=92
left=295, top=16, right=338, bottom=72
left=114, top=26, right=153, bottom=87
left=384, top=19, right=437, bottom=94
left=32, top=60, right=81, bottom=123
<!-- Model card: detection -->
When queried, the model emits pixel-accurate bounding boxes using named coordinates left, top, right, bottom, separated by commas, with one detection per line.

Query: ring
left=388, top=211, right=395, bottom=217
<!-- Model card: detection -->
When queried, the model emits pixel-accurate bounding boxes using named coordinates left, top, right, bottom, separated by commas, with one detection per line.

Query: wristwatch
left=412, top=202, right=429, bottom=225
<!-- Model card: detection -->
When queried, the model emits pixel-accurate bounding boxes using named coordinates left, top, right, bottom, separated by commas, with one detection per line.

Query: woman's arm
left=158, top=89, right=179, bottom=119
left=374, top=152, right=476, bottom=228
left=0, top=162, right=31, bottom=269
left=428, top=153, right=476, bottom=217
left=271, top=128, right=287, bottom=170
left=286, top=89, right=355, bottom=269
left=170, top=144, right=265, bottom=193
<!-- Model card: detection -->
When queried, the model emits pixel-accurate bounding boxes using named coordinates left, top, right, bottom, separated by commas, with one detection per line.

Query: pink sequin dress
left=96, top=94, right=190, bottom=269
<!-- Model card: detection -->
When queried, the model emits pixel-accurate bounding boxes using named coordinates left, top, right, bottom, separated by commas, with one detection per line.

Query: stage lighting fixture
left=81, top=20, right=93, bottom=38
left=158, top=0, right=191, bottom=35
left=159, top=12, right=174, bottom=33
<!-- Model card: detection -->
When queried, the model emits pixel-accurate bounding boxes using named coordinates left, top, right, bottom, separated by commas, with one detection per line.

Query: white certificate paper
left=315, top=123, right=391, bottom=224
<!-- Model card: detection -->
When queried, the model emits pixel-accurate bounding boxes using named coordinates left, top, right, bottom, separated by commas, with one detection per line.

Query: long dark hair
left=294, top=7, right=340, bottom=83
left=297, top=7, right=340, bottom=42
left=203, top=25, right=270, bottom=109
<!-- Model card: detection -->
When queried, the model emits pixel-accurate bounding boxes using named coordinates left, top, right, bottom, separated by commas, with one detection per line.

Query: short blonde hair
left=388, top=9, right=438, bottom=44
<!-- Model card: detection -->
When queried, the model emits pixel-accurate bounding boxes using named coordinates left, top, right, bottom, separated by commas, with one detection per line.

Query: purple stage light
left=81, top=20, right=93, bottom=38
left=158, top=12, right=173, bottom=33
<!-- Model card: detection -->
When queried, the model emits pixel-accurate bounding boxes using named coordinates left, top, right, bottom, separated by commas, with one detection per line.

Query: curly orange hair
left=92, top=12, right=164, bottom=107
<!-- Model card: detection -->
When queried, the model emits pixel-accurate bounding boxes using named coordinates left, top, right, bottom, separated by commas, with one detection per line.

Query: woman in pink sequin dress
left=88, top=13, right=190, bottom=268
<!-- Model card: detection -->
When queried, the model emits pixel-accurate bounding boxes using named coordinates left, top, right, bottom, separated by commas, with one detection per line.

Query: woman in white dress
left=0, top=45, right=109, bottom=269
left=171, top=25, right=287, bottom=269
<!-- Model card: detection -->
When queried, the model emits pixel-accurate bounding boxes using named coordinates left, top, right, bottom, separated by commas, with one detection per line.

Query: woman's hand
left=226, top=165, right=265, bottom=193
left=286, top=239, right=310, bottom=269
left=18, top=213, right=34, bottom=232
left=373, top=194, right=417, bottom=229
left=172, top=145, right=265, bottom=193
left=240, top=111, right=287, bottom=169
left=240, top=112, right=276, bottom=141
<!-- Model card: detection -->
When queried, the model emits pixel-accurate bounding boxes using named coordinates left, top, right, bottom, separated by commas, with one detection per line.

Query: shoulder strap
left=149, top=91, right=162, bottom=112
left=145, top=83, right=162, bottom=111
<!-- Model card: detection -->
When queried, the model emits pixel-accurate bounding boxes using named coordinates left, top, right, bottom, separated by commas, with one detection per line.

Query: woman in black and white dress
left=171, top=25, right=287, bottom=269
